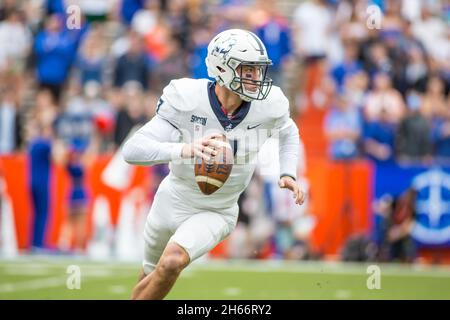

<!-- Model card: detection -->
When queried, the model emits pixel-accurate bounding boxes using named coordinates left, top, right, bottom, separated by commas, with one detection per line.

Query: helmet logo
left=212, top=37, right=237, bottom=59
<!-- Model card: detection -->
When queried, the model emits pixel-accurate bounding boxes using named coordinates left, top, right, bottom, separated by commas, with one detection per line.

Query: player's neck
left=215, top=84, right=243, bottom=115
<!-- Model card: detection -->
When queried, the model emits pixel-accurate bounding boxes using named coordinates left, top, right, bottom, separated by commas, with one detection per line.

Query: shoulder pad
left=162, top=78, right=208, bottom=112
left=254, top=85, right=290, bottom=118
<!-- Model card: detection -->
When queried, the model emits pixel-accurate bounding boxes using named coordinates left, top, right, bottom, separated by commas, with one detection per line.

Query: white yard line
left=334, top=289, right=352, bottom=299
left=108, top=285, right=127, bottom=294
left=2, top=257, right=450, bottom=278
left=0, top=262, right=137, bottom=271
left=0, top=269, right=134, bottom=294
left=223, top=287, right=242, bottom=296
left=2, top=267, right=53, bottom=276
left=188, top=260, right=450, bottom=278
left=0, top=276, right=67, bottom=293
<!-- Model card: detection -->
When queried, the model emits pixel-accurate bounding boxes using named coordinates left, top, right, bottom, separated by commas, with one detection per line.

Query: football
left=194, top=134, right=234, bottom=195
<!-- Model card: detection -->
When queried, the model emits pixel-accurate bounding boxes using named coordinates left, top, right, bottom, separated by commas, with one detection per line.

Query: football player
left=122, top=29, right=305, bottom=299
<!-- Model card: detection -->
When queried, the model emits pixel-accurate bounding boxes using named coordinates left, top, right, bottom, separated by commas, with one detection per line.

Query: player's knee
left=159, top=245, right=189, bottom=275
left=159, top=255, right=183, bottom=275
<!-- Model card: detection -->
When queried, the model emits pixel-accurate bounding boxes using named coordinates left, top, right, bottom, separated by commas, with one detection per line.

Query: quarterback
left=122, top=29, right=305, bottom=300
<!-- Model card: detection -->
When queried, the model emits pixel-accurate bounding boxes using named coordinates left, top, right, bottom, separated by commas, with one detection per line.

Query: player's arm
left=122, top=115, right=219, bottom=166
left=122, top=115, right=184, bottom=166
left=123, top=82, right=222, bottom=166
left=276, top=113, right=305, bottom=205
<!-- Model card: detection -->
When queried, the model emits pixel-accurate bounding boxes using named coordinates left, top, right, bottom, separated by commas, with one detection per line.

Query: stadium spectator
left=292, top=0, right=333, bottom=110
left=412, top=4, right=448, bottom=69
left=363, top=113, right=397, bottom=164
left=336, top=0, right=369, bottom=43
left=343, top=69, right=369, bottom=110
left=397, top=20, right=427, bottom=67
left=362, top=73, right=403, bottom=164
left=292, top=0, right=332, bottom=61
left=144, top=15, right=173, bottom=65
left=363, top=42, right=394, bottom=81
left=65, top=80, right=115, bottom=151
left=55, top=90, right=94, bottom=148
left=184, top=0, right=210, bottom=37
left=387, top=19, right=428, bottom=95
left=0, top=9, right=32, bottom=99
left=26, top=89, right=58, bottom=251
left=373, top=193, right=394, bottom=261
left=330, top=41, right=362, bottom=91
left=23, top=0, right=46, bottom=34
left=423, top=76, right=450, bottom=162
left=396, top=91, right=432, bottom=163
left=380, top=0, right=403, bottom=42
left=131, top=0, right=160, bottom=36
left=364, top=72, right=405, bottom=123
left=189, top=25, right=214, bottom=80
left=0, top=0, right=19, bottom=21
left=324, top=93, right=361, bottom=160
left=431, top=111, right=450, bottom=162
left=151, top=37, right=189, bottom=93
left=400, top=0, right=422, bottom=22
left=218, top=0, right=253, bottom=29
left=34, top=14, right=80, bottom=103
left=75, top=26, right=108, bottom=86
left=51, top=83, right=98, bottom=253
left=251, top=0, right=292, bottom=88
left=385, top=189, right=417, bottom=263
left=113, top=31, right=150, bottom=90
left=45, top=0, right=66, bottom=16
left=119, top=0, right=145, bottom=26
left=0, top=87, right=24, bottom=154
left=403, top=44, right=429, bottom=93
left=165, top=0, right=191, bottom=51
left=53, top=138, right=92, bottom=254
left=421, top=75, right=449, bottom=120
left=113, top=82, right=148, bottom=147
left=341, top=234, right=377, bottom=262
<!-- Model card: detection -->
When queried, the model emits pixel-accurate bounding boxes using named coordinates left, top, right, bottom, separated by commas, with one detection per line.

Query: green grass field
left=1, top=257, right=450, bottom=299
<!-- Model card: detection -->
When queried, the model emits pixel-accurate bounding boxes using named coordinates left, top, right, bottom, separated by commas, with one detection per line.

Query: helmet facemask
left=227, top=58, right=273, bottom=102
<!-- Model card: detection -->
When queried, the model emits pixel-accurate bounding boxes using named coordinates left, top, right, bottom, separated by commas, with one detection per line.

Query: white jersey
left=123, top=78, right=299, bottom=211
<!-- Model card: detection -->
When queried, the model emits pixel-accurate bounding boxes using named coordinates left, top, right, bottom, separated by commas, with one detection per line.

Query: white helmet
left=205, top=29, right=273, bottom=101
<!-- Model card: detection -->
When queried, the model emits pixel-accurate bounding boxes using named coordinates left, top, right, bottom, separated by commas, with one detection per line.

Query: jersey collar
left=207, top=81, right=251, bottom=132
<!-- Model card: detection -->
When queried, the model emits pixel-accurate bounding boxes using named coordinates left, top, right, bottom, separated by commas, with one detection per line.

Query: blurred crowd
left=0, top=0, right=448, bottom=262
left=320, top=0, right=449, bottom=164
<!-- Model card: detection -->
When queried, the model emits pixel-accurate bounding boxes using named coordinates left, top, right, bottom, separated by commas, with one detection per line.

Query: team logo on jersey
left=191, top=115, right=207, bottom=126
left=224, top=123, right=233, bottom=132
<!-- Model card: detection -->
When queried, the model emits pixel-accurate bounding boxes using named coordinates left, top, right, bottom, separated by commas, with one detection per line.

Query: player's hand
left=278, top=176, right=305, bottom=205
left=181, top=133, right=223, bottom=161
